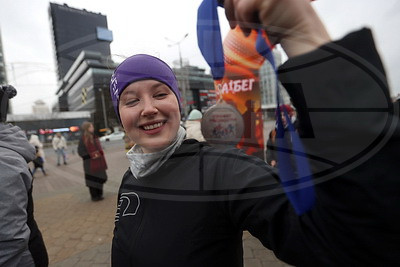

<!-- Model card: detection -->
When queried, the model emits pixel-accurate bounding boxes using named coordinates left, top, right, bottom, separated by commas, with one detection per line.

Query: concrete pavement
left=31, top=140, right=290, bottom=266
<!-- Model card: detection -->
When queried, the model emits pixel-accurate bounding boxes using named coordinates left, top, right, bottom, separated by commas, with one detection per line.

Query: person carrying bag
left=78, top=121, right=108, bottom=201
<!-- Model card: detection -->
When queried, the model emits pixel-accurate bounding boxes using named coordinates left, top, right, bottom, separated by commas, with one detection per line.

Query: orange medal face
left=201, top=101, right=244, bottom=145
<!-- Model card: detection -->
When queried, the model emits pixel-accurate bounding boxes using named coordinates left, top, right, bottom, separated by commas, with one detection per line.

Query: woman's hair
left=81, top=121, right=94, bottom=144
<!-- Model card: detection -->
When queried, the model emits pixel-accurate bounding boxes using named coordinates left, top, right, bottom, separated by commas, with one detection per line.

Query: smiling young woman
left=108, top=26, right=400, bottom=265
left=110, top=54, right=186, bottom=181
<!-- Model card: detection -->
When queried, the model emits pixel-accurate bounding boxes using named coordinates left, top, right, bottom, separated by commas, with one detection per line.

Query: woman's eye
left=154, top=93, right=168, bottom=98
left=126, top=99, right=139, bottom=106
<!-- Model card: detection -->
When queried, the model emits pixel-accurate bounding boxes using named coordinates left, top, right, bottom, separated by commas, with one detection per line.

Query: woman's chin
left=141, top=141, right=171, bottom=153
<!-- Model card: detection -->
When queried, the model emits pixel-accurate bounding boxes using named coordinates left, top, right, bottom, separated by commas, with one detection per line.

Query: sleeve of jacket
left=63, top=137, right=68, bottom=149
left=112, top=232, right=130, bottom=266
left=0, top=150, right=34, bottom=266
left=277, top=27, right=400, bottom=264
left=265, top=135, right=277, bottom=165
left=95, top=137, right=105, bottom=156
left=211, top=148, right=311, bottom=265
left=111, top=185, right=131, bottom=266
left=222, top=28, right=399, bottom=266
left=52, top=137, right=57, bottom=150
left=278, top=28, right=392, bottom=168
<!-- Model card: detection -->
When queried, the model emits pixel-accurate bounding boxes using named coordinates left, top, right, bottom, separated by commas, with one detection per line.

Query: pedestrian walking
left=52, top=132, right=67, bottom=166
left=78, top=121, right=108, bottom=201
left=32, top=146, right=47, bottom=177
left=266, top=104, right=297, bottom=168
left=30, top=134, right=47, bottom=176
left=29, top=134, right=45, bottom=161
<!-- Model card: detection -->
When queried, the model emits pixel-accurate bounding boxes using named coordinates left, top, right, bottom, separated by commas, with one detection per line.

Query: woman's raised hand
left=222, top=0, right=331, bottom=57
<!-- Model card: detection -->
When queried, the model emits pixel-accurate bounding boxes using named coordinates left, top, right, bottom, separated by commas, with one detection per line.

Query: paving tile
left=243, top=237, right=265, bottom=249
left=64, top=239, right=80, bottom=249
left=46, top=245, right=62, bottom=258
left=244, top=246, right=254, bottom=259
left=78, top=249, right=97, bottom=262
left=245, top=258, right=263, bottom=267
left=52, top=257, right=79, bottom=267
left=55, top=247, right=75, bottom=263
left=91, top=264, right=110, bottom=267
left=261, top=260, right=288, bottom=267
left=93, top=252, right=111, bottom=264
left=81, top=233, right=94, bottom=242
left=253, top=248, right=276, bottom=261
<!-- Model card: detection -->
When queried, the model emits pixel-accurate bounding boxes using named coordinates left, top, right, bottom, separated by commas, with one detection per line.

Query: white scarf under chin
left=126, top=126, right=186, bottom=179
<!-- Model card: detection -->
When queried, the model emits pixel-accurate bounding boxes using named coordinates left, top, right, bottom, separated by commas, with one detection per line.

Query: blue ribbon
left=255, top=30, right=315, bottom=215
left=197, top=0, right=225, bottom=80
left=197, top=0, right=315, bottom=215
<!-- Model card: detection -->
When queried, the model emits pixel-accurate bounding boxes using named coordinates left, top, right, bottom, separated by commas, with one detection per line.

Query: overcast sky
left=0, top=0, right=399, bottom=114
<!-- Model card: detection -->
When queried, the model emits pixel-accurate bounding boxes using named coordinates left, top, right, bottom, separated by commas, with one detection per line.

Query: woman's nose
left=141, top=98, right=158, bottom=116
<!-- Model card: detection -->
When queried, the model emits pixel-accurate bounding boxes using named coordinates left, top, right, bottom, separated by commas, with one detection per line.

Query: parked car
left=99, top=131, right=125, bottom=142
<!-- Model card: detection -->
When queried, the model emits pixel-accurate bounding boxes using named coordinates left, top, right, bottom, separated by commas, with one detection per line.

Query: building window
left=96, top=27, right=113, bottom=42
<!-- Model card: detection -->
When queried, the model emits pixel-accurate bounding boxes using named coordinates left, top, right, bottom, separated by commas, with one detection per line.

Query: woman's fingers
left=223, top=0, right=237, bottom=29
left=221, top=0, right=331, bottom=57
left=235, top=0, right=260, bottom=36
left=225, top=0, right=262, bottom=36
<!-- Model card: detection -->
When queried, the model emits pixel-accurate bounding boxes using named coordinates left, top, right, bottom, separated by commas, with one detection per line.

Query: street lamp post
left=165, top=33, right=189, bottom=118
left=98, top=88, right=108, bottom=130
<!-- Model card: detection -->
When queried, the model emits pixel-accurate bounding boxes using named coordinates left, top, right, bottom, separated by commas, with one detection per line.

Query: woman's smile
left=140, top=121, right=166, bottom=135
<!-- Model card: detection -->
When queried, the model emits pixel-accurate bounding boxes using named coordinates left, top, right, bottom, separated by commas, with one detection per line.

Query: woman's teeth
left=143, top=122, right=163, bottom=130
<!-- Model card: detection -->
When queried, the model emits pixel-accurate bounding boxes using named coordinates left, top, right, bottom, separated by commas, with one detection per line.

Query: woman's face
left=118, top=79, right=181, bottom=153
left=88, top=124, right=94, bottom=133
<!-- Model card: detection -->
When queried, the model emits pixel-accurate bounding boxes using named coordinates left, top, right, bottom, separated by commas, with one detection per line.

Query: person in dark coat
left=266, top=104, right=297, bottom=167
left=78, top=121, right=108, bottom=201
left=0, top=85, right=48, bottom=266
left=32, top=145, right=47, bottom=177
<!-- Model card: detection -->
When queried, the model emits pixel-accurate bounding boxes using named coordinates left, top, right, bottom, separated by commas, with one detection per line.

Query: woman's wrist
left=280, top=10, right=331, bottom=58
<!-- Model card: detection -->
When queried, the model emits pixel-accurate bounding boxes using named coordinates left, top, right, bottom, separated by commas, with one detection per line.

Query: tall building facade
left=49, top=3, right=116, bottom=133
left=55, top=50, right=118, bottom=132
left=49, top=3, right=112, bottom=80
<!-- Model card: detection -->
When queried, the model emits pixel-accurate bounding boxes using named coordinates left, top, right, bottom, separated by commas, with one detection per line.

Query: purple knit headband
left=110, top=54, right=182, bottom=122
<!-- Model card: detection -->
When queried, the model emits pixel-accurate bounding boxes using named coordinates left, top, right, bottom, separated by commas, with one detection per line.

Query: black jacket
left=113, top=140, right=283, bottom=267
left=27, top=183, right=49, bottom=267
left=112, top=29, right=400, bottom=266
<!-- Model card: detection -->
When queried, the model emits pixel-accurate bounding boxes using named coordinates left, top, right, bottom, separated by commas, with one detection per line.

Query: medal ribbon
left=197, top=0, right=315, bottom=215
